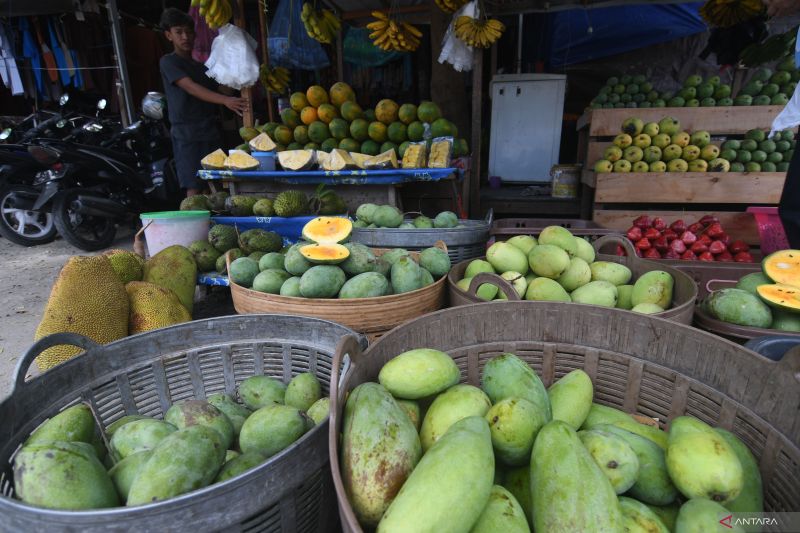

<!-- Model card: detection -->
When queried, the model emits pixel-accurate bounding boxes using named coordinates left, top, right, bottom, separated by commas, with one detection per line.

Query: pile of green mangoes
left=12, top=372, right=329, bottom=510
left=720, top=129, right=795, bottom=173
left=340, top=349, right=762, bottom=532
left=352, top=203, right=462, bottom=229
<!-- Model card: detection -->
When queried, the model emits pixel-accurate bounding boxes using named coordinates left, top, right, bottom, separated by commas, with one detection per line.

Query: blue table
left=198, top=167, right=460, bottom=186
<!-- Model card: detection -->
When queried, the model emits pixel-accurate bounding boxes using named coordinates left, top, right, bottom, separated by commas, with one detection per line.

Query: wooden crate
left=577, top=106, right=788, bottom=245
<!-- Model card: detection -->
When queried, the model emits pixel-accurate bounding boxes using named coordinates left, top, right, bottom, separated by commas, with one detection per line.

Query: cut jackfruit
left=349, top=153, right=370, bottom=169
left=316, top=151, right=330, bottom=169
left=201, top=149, right=227, bottom=170
left=322, top=149, right=359, bottom=171
left=428, top=139, right=453, bottom=168
left=224, top=150, right=260, bottom=171
left=364, top=149, right=399, bottom=170
left=248, top=132, right=277, bottom=152
left=402, top=144, right=427, bottom=169
left=278, top=150, right=317, bottom=171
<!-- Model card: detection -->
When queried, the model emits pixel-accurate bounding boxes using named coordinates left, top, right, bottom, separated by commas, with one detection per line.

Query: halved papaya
left=300, top=243, right=350, bottom=264
left=302, top=216, right=352, bottom=244
left=757, top=283, right=800, bottom=313
left=762, top=249, right=800, bottom=287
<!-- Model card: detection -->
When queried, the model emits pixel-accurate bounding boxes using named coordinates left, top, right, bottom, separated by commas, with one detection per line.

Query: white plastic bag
left=204, top=24, right=260, bottom=89
left=769, top=79, right=800, bottom=138
left=438, top=1, right=476, bottom=72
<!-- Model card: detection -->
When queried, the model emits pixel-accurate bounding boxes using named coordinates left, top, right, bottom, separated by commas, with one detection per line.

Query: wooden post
left=234, top=0, right=254, bottom=127
left=468, top=48, right=483, bottom=217
left=257, top=0, right=275, bottom=122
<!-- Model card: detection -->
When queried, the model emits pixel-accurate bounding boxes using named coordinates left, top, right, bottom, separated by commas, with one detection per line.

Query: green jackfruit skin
left=273, top=190, right=308, bottom=217
left=103, top=249, right=144, bottom=283
left=125, top=280, right=191, bottom=336
left=143, top=245, right=197, bottom=315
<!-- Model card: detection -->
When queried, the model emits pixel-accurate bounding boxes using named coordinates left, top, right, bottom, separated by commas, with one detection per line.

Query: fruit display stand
left=0, top=315, right=364, bottom=532
left=328, top=303, right=800, bottom=531
left=577, top=106, right=786, bottom=248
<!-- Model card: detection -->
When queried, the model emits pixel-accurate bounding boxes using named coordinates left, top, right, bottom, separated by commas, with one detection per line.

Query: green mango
left=631, top=271, right=674, bottom=309
left=420, top=384, right=492, bottom=452
left=239, top=404, right=311, bottom=458
left=106, top=415, right=148, bottom=437
left=598, top=425, right=678, bottom=505
left=675, top=498, right=745, bottom=532
left=109, top=419, right=176, bottom=460
left=590, top=261, right=632, bottom=285
left=377, top=417, right=494, bottom=533
left=284, top=372, right=322, bottom=411
left=207, top=393, right=252, bottom=436
left=530, top=421, right=623, bottom=532
left=619, top=496, right=669, bottom=533
left=108, top=450, right=152, bottom=501
left=214, top=452, right=266, bottom=483
left=486, top=397, right=546, bottom=466
left=237, top=375, right=287, bottom=410
left=574, top=236, right=596, bottom=263
left=612, top=419, right=668, bottom=450
left=714, top=428, right=763, bottom=513
left=13, top=441, right=119, bottom=509
left=579, top=429, right=640, bottom=494
left=616, top=285, right=634, bottom=310
left=666, top=416, right=744, bottom=505
left=395, top=399, right=421, bottom=431
left=24, top=404, right=96, bottom=448
left=165, top=400, right=234, bottom=450
left=390, top=256, right=425, bottom=294
left=502, top=465, right=533, bottom=527
left=481, top=352, right=551, bottom=421
left=378, top=348, right=460, bottom=399
left=126, top=425, right=226, bottom=506
left=470, top=485, right=529, bottom=533
left=645, top=502, right=680, bottom=531
left=581, top=403, right=634, bottom=430
left=571, top=280, right=618, bottom=307
left=548, top=369, right=593, bottom=429
left=342, top=383, right=422, bottom=527
left=225, top=450, right=240, bottom=462
left=307, top=397, right=331, bottom=425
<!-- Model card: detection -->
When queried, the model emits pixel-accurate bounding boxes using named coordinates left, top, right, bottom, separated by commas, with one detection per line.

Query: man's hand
left=765, top=0, right=800, bottom=19
left=224, top=96, right=248, bottom=117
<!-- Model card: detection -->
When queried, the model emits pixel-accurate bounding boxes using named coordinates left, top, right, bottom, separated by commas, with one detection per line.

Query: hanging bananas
left=259, top=65, right=290, bottom=95
left=301, top=3, right=341, bottom=44
left=193, top=0, right=233, bottom=29
left=435, top=0, right=468, bottom=14
left=699, top=0, right=764, bottom=28
left=454, top=16, right=504, bottom=48
left=367, top=11, right=422, bottom=52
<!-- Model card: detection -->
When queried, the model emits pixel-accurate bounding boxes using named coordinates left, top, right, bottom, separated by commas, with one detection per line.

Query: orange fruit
left=300, top=106, right=318, bottom=125
left=289, top=92, right=309, bottom=112
left=317, top=103, right=339, bottom=124
left=340, top=101, right=363, bottom=122
left=375, top=99, right=399, bottom=125
left=306, top=85, right=329, bottom=107
left=273, top=125, right=293, bottom=146
left=368, top=121, right=388, bottom=143
left=329, top=81, right=356, bottom=107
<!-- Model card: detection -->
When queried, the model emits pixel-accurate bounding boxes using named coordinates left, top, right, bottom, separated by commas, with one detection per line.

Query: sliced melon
left=322, top=149, right=359, bottom=171
left=349, top=152, right=370, bottom=169
left=299, top=243, right=350, bottom=264
left=302, top=216, right=352, bottom=244
left=316, top=151, right=330, bottom=169
left=201, top=148, right=227, bottom=170
left=757, top=283, right=800, bottom=313
left=224, top=150, right=259, bottom=171
left=762, top=249, right=800, bottom=287
left=278, top=150, right=317, bottom=171
left=249, top=132, right=277, bottom=152
left=364, top=149, right=399, bottom=170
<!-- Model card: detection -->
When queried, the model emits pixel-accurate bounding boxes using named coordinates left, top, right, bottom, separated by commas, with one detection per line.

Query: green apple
left=662, top=144, right=683, bottom=162
left=701, top=145, right=721, bottom=161
left=633, top=134, right=652, bottom=149
left=688, top=159, right=708, bottom=172
left=621, top=117, right=644, bottom=135
left=667, top=158, right=689, bottom=172
left=632, top=161, right=649, bottom=172
left=684, top=74, right=703, bottom=87
left=623, top=146, right=644, bottom=163
left=682, top=145, right=701, bottom=161
left=613, top=133, right=633, bottom=148
left=709, top=158, right=731, bottom=172
left=649, top=161, right=667, bottom=172
left=658, top=116, right=681, bottom=136
left=594, top=159, right=613, bottom=173
left=613, top=159, right=632, bottom=172
left=643, top=146, right=662, bottom=163
left=642, top=122, right=659, bottom=137
left=690, top=131, right=711, bottom=147
left=671, top=132, right=691, bottom=147
left=603, top=146, right=623, bottom=162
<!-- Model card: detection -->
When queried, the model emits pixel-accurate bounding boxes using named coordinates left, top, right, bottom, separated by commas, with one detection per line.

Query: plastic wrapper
left=205, top=24, right=260, bottom=89
left=428, top=137, right=454, bottom=168
left=402, top=142, right=428, bottom=169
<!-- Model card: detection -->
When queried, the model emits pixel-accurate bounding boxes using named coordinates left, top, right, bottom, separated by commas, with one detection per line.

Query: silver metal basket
left=0, top=314, right=365, bottom=532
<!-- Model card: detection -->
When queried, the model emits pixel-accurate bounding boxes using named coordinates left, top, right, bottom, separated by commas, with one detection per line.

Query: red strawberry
left=633, top=215, right=651, bottom=229
left=644, top=248, right=662, bottom=259
left=688, top=222, right=704, bottom=233
left=663, top=249, right=681, bottom=259
left=716, top=233, right=731, bottom=246
left=651, top=217, right=667, bottom=231
left=708, top=240, right=726, bottom=255
left=616, top=244, right=627, bottom=256
left=717, top=251, right=734, bottom=262
left=728, top=240, right=749, bottom=254
left=706, top=223, right=724, bottom=238
left=690, top=241, right=708, bottom=254
left=698, top=234, right=712, bottom=245
left=699, top=215, right=720, bottom=226
left=635, top=238, right=651, bottom=251
left=698, top=251, right=715, bottom=262
left=664, top=228, right=678, bottom=242
left=653, top=236, right=669, bottom=252
left=734, top=251, right=754, bottom=262
left=670, top=239, right=687, bottom=254
left=680, top=250, right=697, bottom=260
left=626, top=226, right=643, bottom=242
left=644, top=227, right=662, bottom=240
left=680, top=231, right=697, bottom=245
left=669, top=219, right=687, bottom=233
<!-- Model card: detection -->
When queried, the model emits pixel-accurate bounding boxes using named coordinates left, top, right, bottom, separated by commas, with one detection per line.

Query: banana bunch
left=454, top=16, right=504, bottom=48
left=367, top=11, right=422, bottom=52
left=193, top=0, right=232, bottom=29
left=301, top=3, right=340, bottom=44
left=434, top=0, right=468, bottom=14
left=700, top=0, right=764, bottom=28
left=259, top=65, right=290, bottom=94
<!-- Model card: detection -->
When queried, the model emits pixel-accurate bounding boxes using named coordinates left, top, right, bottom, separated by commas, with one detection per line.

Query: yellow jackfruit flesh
left=278, top=150, right=317, bottom=171
left=125, top=281, right=191, bottom=334
left=248, top=133, right=277, bottom=152
left=428, top=139, right=453, bottom=168
left=34, top=255, right=129, bottom=371
left=224, top=150, right=260, bottom=171
left=349, top=153, right=370, bottom=169
left=402, top=144, right=427, bottom=169
left=322, top=149, right=358, bottom=171
left=143, top=245, right=197, bottom=315
left=364, top=149, right=399, bottom=170
left=201, top=149, right=227, bottom=170
left=103, top=249, right=144, bottom=284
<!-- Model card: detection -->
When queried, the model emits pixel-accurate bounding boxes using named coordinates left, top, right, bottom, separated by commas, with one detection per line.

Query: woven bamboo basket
left=228, top=242, right=448, bottom=341
left=328, top=302, right=800, bottom=532
left=447, top=234, right=697, bottom=324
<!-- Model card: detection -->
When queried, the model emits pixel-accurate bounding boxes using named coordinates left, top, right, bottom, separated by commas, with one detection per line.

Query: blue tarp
left=546, top=3, right=706, bottom=67
left=198, top=168, right=460, bottom=185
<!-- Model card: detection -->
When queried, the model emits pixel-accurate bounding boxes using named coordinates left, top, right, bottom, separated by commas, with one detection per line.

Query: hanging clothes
left=0, top=23, right=24, bottom=96
left=47, top=18, right=71, bottom=86
left=18, top=18, right=45, bottom=97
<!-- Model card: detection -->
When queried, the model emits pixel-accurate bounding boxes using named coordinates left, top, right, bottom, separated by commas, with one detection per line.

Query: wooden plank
left=468, top=48, right=483, bottom=217
left=582, top=169, right=596, bottom=187
left=593, top=209, right=761, bottom=245
left=594, top=172, right=786, bottom=204
left=586, top=141, right=606, bottom=167
left=587, top=107, right=784, bottom=137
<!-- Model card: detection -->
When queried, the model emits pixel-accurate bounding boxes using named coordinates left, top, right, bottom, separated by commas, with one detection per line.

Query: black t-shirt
left=159, top=52, right=220, bottom=140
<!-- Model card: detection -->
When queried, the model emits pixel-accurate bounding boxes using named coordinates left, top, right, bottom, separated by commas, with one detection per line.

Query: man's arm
left=175, top=76, right=248, bottom=116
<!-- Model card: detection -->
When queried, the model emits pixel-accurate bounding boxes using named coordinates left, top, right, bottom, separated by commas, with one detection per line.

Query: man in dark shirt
left=159, top=8, right=247, bottom=197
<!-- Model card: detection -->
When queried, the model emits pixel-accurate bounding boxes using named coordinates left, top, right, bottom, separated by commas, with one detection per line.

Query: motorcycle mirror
left=57, top=119, right=67, bottom=129
left=84, top=122, right=103, bottom=132
left=97, top=99, right=107, bottom=111
left=0, top=128, right=10, bottom=140
left=59, top=94, right=70, bottom=106
left=28, top=145, right=60, bottom=166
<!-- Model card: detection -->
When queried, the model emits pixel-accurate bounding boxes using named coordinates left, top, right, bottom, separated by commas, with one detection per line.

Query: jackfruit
left=277, top=150, right=316, bottom=171
left=322, top=149, right=359, bottom=171
left=143, top=245, right=197, bottom=315
left=428, top=139, right=453, bottom=168
left=402, top=143, right=427, bottom=168
left=103, top=249, right=144, bottom=284
left=225, top=195, right=258, bottom=217
left=349, top=152, right=370, bottom=169
left=224, top=150, right=259, bottom=171
left=125, top=281, right=191, bottom=334
left=364, top=149, right=399, bottom=169
left=238, top=229, right=283, bottom=254
left=274, top=190, right=308, bottom=217
left=248, top=132, right=277, bottom=152
left=200, top=149, right=226, bottom=170
left=179, top=195, right=211, bottom=211
left=208, top=224, right=238, bottom=253
left=34, top=255, right=129, bottom=371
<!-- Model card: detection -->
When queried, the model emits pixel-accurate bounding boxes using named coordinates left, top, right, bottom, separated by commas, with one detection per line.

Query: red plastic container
left=747, top=207, right=790, bottom=254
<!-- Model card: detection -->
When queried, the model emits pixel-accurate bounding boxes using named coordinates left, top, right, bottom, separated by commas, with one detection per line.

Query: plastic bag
left=428, top=137, right=454, bottom=168
left=438, top=1, right=476, bottom=72
left=769, top=80, right=800, bottom=138
left=205, top=24, right=260, bottom=89
left=268, top=0, right=329, bottom=70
